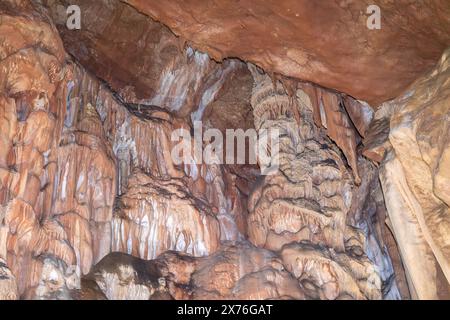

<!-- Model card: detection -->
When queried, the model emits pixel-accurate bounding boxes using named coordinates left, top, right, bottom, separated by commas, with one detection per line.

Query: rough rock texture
left=0, top=258, right=18, bottom=300
left=246, top=70, right=391, bottom=299
left=54, top=101, right=116, bottom=275
left=124, top=0, right=450, bottom=106
left=88, top=242, right=304, bottom=300
left=0, top=1, right=250, bottom=296
left=66, top=64, right=227, bottom=261
left=43, top=0, right=236, bottom=118
left=0, top=0, right=76, bottom=294
left=0, top=0, right=419, bottom=301
left=281, top=243, right=380, bottom=300
left=366, top=48, right=450, bottom=299
left=42, top=0, right=381, bottom=205
left=42, top=0, right=255, bottom=253
left=87, top=252, right=170, bottom=300
left=22, top=255, right=80, bottom=300
left=299, top=83, right=369, bottom=185
left=190, top=242, right=304, bottom=300
left=112, top=170, right=220, bottom=259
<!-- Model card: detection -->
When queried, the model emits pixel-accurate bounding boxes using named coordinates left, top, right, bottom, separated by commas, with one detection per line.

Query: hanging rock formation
left=124, top=0, right=450, bottom=106
left=365, top=47, right=450, bottom=299
left=3, top=0, right=450, bottom=301
left=0, top=1, right=245, bottom=296
left=43, top=0, right=228, bottom=117
left=0, top=0, right=77, bottom=295
left=246, top=70, right=386, bottom=299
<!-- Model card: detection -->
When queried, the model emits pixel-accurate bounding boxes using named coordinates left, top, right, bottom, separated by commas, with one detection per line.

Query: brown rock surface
left=0, top=0, right=422, bottom=301
left=190, top=242, right=304, bottom=300
left=248, top=72, right=355, bottom=252
left=22, top=255, right=80, bottom=300
left=67, top=65, right=243, bottom=260
left=0, top=1, right=236, bottom=295
left=374, top=48, right=450, bottom=299
left=88, top=252, right=168, bottom=300
left=88, top=242, right=304, bottom=300
left=66, top=63, right=252, bottom=259
left=112, top=170, right=220, bottom=259
left=0, top=258, right=18, bottom=300
left=44, top=0, right=237, bottom=117
left=124, top=0, right=450, bottom=106
left=0, top=0, right=77, bottom=294
left=281, top=243, right=380, bottom=300
left=246, top=70, right=386, bottom=299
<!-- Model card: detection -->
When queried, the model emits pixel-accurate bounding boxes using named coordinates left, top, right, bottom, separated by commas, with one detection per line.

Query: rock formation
left=0, top=258, right=18, bottom=300
left=246, top=70, right=386, bottom=299
left=124, top=0, right=450, bottom=106
left=86, top=242, right=304, bottom=300
left=0, top=0, right=449, bottom=301
left=365, top=48, right=450, bottom=299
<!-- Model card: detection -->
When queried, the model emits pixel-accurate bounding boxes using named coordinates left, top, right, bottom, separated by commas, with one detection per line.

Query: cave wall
left=1, top=0, right=449, bottom=300
left=123, top=0, right=450, bottom=106
left=365, top=48, right=450, bottom=299
left=0, top=0, right=254, bottom=298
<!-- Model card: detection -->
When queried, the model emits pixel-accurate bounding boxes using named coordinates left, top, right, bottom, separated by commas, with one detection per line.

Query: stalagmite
left=247, top=69, right=382, bottom=299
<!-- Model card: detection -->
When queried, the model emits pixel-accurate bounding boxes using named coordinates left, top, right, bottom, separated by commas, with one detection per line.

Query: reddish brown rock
left=112, top=170, right=220, bottom=259
left=124, top=0, right=450, bottom=106
left=247, top=72, right=355, bottom=252
left=88, top=243, right=304, bottom=300
left=22, top=255, right=80, bottom=300
left=311, top=87, right=363, bottom=184
left=281, top=243, right=381, bottom=300
left=66, top=64, right=245, bottom=260
left=190, top=242, right=304, bottom=300
left=52, top=101, right=117, bottom=274
left=377, top=48, right=450, bottom=299
left=246, top=70, right=388, bottom=299
left=0, top=258, right=18, bottom=300
left=0, top=0, right=421, bottom=301
left=43, top=0, right=235, bottom=117
left=0, top=0, right=78, bottom=294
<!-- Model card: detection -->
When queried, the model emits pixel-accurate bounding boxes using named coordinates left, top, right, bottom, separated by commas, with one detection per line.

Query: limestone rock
left=88, top=243, right=304, bottom=300
left=376, top=48, right=450, bottom=299
left=247, top=73, right=355, bottom=253
left=0, top=1, right=79, bottom=294
left=0, top=0, right=425, bottom=301
left=281, top=243, right=381, bottom=300
left=43, top=0, right=235, bottom=117
left=0, top=258, right=18, bottom=300
left=124, top=0, right=450, bottom=106
left=190, top=242, right=304, bottom=300
left=112, top=170, right=220, bottom=259
left=23, top=256, right=80, bottom=300
left=88, top=252, right=169, bottom=300
left=247, top=71, right=385, bottom=299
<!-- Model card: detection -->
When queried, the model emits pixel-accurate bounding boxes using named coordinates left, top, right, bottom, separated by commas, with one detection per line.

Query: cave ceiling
left=124, top=0, right=450, bottom=106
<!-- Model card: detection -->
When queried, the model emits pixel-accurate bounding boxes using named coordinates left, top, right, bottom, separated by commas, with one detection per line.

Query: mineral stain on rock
left=0, top=0, right=449, bottom=300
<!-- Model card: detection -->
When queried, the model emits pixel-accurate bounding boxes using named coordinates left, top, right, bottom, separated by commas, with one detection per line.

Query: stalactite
left=247, top=71, right=382, bottom=299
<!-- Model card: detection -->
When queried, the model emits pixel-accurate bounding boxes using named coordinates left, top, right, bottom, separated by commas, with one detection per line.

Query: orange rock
left=123, top=0, right=450, bottom=106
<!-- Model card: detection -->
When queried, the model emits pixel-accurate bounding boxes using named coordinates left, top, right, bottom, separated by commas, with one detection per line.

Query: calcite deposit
left=124, top=0, right=450, bottom=106
left=88, top=242, right=304, bottom=300
left=0, top=0, right=449, bottom=301
left=365, top=48, right=450, bottom=299
left=0, top=258, right=18, bottom=300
